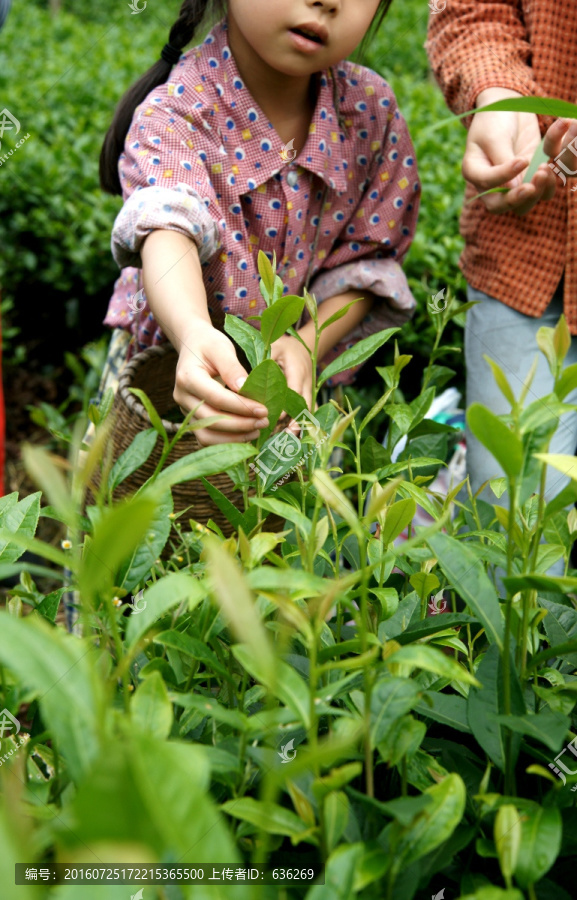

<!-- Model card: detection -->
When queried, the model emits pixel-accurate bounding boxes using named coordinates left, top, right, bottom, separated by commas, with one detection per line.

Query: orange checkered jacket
left=426, top=0, right=577, bottom=327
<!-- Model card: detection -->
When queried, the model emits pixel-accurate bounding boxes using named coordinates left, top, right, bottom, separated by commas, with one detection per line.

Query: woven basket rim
left=117, top=343, right=183, bottom=435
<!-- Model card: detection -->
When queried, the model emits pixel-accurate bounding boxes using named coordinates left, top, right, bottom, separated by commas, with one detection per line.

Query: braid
left=168, top=0, right=207, bottom=52
left=100, top=0, right=224, bottom=195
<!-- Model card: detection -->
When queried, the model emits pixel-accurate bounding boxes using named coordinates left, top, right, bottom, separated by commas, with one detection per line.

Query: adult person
left=426, top=1, right=577, bottom=506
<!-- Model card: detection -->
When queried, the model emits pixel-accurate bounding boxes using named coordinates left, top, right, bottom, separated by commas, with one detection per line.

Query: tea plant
left=0, top=253, right=576, bottom=900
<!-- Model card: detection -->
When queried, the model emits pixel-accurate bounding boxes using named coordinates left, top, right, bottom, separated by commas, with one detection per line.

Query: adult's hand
left=463, top=87, right=557, bottom=215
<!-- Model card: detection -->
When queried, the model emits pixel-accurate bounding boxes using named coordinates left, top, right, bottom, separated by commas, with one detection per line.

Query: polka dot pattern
left=105, top=16, right=420, bottom=383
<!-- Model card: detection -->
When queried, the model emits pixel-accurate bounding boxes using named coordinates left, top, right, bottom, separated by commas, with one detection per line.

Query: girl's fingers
left=178, top=393, right=268, bottom=433
left=175, top=366, right=268, bottom=420
left=194, top=427, right=261, bottom=447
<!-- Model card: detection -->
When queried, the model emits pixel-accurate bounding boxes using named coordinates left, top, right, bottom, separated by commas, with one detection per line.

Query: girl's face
left=227, top=0, right=382, bottom=77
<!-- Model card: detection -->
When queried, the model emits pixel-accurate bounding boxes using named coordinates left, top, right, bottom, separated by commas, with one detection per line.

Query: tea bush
left=0, top=0, right=466, bottom=389
left=1, top=257, right=576, bottom=900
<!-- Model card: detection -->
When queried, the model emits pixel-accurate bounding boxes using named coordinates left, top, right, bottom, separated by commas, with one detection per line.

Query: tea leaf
left=427, top=533, right=504, bottom=648
left=467, top=645, right=525, bottom=771
left=239, top=359, right=287, bottom=441
left=495, top=710, right=569, bottom=752
left=221, top=797, right=313, bottom=840
left=260, top=294, right=305, bottom=346
left=154, top=443, right=255, bottom=492
left=370, top=676, right=421, bottom=745
left=257, top=249, right=275, bottom=298
left=204, top=538, right=275, bottom=682
left=126, top=573, right=207, bottom=648
left=415, top=692, right=471, bottom=733
left=324, top=792, right=349, bottom=854
left=170, top=693, right=249, bottom=731
left=317, top=328, right=400, bottom=387
left=514, top=805, right=562, bottom=888
left=398, top=773, right=466, bottom=864
left=250, top=496, right=312, bottom=539
left=232, top=644, right=310, bottom=728
left=128, top=387, right=168, bottom=444
left=318, top=296, right=364, bottom=333
left=554, top=362, right=577, bottom=400
left=387, top=644, right=480, bottom=687
left=312, top=470, right=360, bottom=535
left=224, top=314, right=265, bottom=369
left=0, top=492, right=41, bottom=565
left=0, top=613, right=102, bottom=782
left=131, top=671, right=173, bottom=740
left=109, top=428, right=158, bottom=491
left=380, top=498, right=416, bottom=546
left=495, top=804, right=521, bottom=885
left=117, top=489, right=173, bottom=593
left=79, top=494, right=160, bottom=606
left=467, top=404, right=523, bottom=478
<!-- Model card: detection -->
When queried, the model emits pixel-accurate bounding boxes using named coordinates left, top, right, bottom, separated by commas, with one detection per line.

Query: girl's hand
left=270, top=334, right=314, bottom=435
left=174, top=320, right=270, bottom=447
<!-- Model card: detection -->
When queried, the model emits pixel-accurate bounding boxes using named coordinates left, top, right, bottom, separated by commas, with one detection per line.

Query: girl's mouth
left=290, top=27, right=324, bottom=45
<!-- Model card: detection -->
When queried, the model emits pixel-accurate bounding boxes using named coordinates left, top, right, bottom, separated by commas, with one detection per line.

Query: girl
left=100, top=0, right=420, bottom=446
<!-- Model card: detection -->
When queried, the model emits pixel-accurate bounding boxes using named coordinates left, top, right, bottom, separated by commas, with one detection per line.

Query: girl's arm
left=270, top=290, right=376, bottom=418
left=140, top=230, right=270, bottom=445
left=140, top=229, right=213, bottom=342
left=297, top=289, right=375, bottom=359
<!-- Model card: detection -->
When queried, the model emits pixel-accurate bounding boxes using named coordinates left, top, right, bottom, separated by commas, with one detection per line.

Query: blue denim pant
left=465, top=283, right=577, bottom=504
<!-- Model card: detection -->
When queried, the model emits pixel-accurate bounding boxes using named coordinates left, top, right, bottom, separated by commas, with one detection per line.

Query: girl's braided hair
left=100, top=0, right=225, bottom=195
left=99, top=0, right=393, bottom=196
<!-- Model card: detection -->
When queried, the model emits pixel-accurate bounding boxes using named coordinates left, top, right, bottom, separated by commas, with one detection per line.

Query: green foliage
left=2, top=3, right=576, bottom=898
left=2, top=263, right=577, bottom=899
left=0, top=1, right=166, bottom=362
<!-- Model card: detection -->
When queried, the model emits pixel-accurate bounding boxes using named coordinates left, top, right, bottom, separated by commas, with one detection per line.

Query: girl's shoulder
left=131, top=40, right=221, bottom=134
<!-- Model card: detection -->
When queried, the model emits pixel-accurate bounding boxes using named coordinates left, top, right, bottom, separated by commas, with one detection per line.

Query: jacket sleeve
left=425, top=0, right=539, bottom=118
left=308, top=83, right=420, bottom=387
left=111, top=95, right=224, bottom=268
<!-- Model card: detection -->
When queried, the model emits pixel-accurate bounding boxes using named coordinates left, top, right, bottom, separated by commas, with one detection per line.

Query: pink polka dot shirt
left=104, top=17, right=421, bottom=386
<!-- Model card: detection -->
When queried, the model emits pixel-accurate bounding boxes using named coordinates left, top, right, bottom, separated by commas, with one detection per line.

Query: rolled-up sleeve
left=309, top=94, right=420, bottom=386
left=111, top=101, right=224, bottom=269
left=111, top=182, right=221, bottom=269
left=425, top=0, right=539, bottom=119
